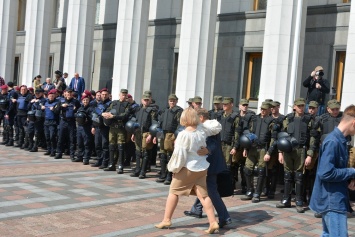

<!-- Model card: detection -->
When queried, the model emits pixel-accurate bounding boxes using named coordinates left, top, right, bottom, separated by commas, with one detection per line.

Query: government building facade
left=0, top=0, right=354, bottom=112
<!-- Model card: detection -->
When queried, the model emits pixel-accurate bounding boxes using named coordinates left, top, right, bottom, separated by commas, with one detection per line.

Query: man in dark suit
left=183, top=108, right=232, bottom=228
left=69, top=72, right=85, bottom=100
left=42, top=78, right=55, bottom=92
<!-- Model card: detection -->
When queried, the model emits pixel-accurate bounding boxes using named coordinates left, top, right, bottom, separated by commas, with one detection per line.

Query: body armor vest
left=17, top=94, right=29, bottom=111
left=320, top=112, right=342, bottom=142
left=95, top=100, right=111, bottom=115
left=111, top=100, right=130, bottom=122
left=251, top=115, right=274, bottom=145
left=63, top=99, right=76, bottom=118
left=209, top=109, right=222, bottom=120
left=220, top=112, right=239, bottom=142
left=286, top=113, right=311, bottom=146
left=161, top=106, right=182, bottom=131
left=136, top=106, right=154, bottom=132
left=241, top=110, right=256, bottom=131
left=44, top=100, right=58, bottom=120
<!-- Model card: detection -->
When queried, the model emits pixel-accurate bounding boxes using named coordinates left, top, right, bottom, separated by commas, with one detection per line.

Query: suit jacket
left=206, top=133, right=227, bottom=175
left=42, top=83, right=55, bottom=91
left=69, top=77, right=85, bottom=95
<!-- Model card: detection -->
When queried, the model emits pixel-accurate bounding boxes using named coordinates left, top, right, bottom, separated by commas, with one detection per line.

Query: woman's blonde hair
left=180, top=107, right=200, bottom=126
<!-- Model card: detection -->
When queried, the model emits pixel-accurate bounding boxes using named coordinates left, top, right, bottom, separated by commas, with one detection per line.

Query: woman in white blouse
left=155, top=107, right=222, bottom=234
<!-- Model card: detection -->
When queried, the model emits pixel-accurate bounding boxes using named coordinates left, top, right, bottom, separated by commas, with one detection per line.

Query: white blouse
left=172, top=120, right=222, bottom=172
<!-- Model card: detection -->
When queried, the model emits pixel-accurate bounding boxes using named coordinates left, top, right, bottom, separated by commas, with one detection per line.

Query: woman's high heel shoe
left=205, top=222, right=219, bottom=234
left=155, top=221, right=172, bottom=229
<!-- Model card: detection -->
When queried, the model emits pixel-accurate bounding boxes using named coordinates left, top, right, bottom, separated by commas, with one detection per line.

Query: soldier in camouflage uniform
left=208, top=96, right=223, bottom=120
left=276, top=98, right=317, bottom=213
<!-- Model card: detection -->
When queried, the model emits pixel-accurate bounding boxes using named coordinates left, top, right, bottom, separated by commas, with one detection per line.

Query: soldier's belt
left=221, top=141, right=232, bottom=145
left=110, top=124, right=124, bottom=128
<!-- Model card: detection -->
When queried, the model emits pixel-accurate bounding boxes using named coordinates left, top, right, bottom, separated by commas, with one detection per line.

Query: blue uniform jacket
left=309, top=127, right=355, bottom=214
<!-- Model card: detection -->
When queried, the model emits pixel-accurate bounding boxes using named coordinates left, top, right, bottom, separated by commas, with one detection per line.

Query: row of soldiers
left=0, top=82, right=350, bottom=215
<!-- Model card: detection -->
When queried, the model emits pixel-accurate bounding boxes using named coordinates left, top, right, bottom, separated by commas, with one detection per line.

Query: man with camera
left=302, top=66, right=330, bottom=115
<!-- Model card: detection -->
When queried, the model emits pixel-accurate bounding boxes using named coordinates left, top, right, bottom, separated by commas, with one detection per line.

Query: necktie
left=74, top=79, right=78, bottom=91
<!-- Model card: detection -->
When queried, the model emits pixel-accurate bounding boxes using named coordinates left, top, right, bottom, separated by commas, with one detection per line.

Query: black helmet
left=75, top=111, right=87, bottom=126
left=277, top=136, right=298, bottom=153
left=92, top=112, right=103, bottom=127
left=149, top=122, right=163, bottom=138
left=103, top=109, right=117, bottom=126
left=125, top=120, right=140, bottom=133
left=0, top=99, right=8, bottom=111
left=278, top=132, right=289, bottom=139
left=27, top=110, right=36, bottom=122
left=174, top=125, right=185, bottom=138
left=240, top=133, right=258, bottom=149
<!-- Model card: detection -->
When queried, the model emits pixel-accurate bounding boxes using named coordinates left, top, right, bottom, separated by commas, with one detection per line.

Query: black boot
left=241, top=167, right=254, bottom=201
left=104, top=144, right=117, bottom=171
left=276, top=172, right=293, bottom=208
left=1, top=127, right=8, bottom=145
left=240, top=163, right=247, bottom=194
left=295, top=172, right=305, bottom=213
left=268, top=167, right=278, bottom=199
left=164, top=154, right=172, bottom=185
left=156, top=153, right=168, bottom=182
left=130, top=150, right=141, bottom=177
left=252, top=168, right=265, bottom=203
left=5, top=127, right=14, bottom=146
left=139, top=151, right=149, bottom=179
left=30, top=136, right=38, bottom=152
left=15, top=132, right=24, bottom=147
left=117, top=144, right=125, bottom=174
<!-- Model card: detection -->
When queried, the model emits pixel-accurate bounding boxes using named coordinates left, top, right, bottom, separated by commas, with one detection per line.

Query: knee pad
left=295, top=172, right=303, bottom=184
left=243, top=166, right=253, bottom=176
left=284, top=172, right=293, bottom=182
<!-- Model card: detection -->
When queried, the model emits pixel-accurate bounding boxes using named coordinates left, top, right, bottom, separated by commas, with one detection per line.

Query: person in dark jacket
left=183, top=108, right=231, bottom=228
left=302, top=66, right=330, bottom=115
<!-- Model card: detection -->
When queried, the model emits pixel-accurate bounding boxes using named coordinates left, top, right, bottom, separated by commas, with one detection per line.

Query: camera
left=316, top=71, right=324, bottom=77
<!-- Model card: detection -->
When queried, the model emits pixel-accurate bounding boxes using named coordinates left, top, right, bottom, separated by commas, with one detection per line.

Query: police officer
left=102, top=89, right=131, bottom=174
left=218, top=97, right=242, bottom=191
left=3, top=82, right=18, bottom=146
left=240, top=103, right=275, bottom=203
left=276, top=98, right=317, bottom=213
left=15, top=85, right=33, bottom=148
left=130, top=94, right=158, bottom=178
left=266, top=101, right=285, bottom=199
left=0, top=85, right=9, bottom=144
left=42, top=89, right=60, bottom=156
left=75, top=94, right=95, bottom=165
left=91, top=88, right=111, bottom=168
left=55, top=88, right=80, bottom=159
left=209, top=96, right=223, bottom=120
left=28, top=88, right=46, bottom=152
left=155, top=94, right=183, bottom=184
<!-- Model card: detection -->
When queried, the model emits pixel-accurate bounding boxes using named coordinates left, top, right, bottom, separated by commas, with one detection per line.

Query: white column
left=175, top=0, right=218, bottom=109
left=98, top=0, right=119, bottom=24
left=63, top=0, right=96, bottom=89
left=257, top=0, right=307, bottom=114
left=112, top=0, right=150, bottom=100
left=341, top=2, right=355, bottom=110
left=57, top=0, right=69, bottom=28
left=21, top=0, right=54, bottom=86
left=0, top=0, right=18, bottom=82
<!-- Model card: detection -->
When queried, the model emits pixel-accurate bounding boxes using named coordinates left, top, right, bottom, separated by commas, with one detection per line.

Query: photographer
left=303, top=66, right=330, bottom=115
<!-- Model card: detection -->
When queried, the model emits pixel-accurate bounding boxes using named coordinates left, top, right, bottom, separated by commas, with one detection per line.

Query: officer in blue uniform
left=3, top=82, right=18, bottom=146
left=15, top=85, right=33, bottom=148
left=55, top=88, right=81, bottom=159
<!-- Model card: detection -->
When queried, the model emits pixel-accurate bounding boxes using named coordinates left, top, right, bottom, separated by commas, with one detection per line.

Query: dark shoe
left=70, top=156, right=75, bottom=161
left=240, top=194, right=253, bottom=201
left=55, top=153, right=62, bottom=159
left=164, top=180, right=171, bottom=185
left=117, top=169, right=123, bottom=174
left=5, top=141, right=14, bottom=146
left=251, top=196, right=260, bottom=203
left=296, top=206, right=305, bottom=213
left=14, top=143, right=22, bottom=148
left=73, top=157, right=83, bottom=162
left=276, top=202, right=291, bottom=208
left=219, top=218, right=232, bottom=228
left=314, top=212, right=322, bottom=218
left=130, top=172, right=139, bottom=177
left=184, top=211, right=202, bottom=218
left=44, top=151, right=51, bottom=155
left=83, top=160, right=89, bottom=165
left=30, top=147, right=38, bottom=152
left=156, top=177, right=165, bottom=183
left=50, top=152, right=56, bottom=157
left=139, top=174, right=146, bottom=179
left=91, top=162, right=101, bottom=167
left=99, top=164, right=107, bottom=169
left=104, top=166, right=116, bottom=171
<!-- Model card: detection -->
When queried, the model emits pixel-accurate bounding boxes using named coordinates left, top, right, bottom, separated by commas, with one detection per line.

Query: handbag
left=217, top=169, right=234, bottom=197
left=167, top=152, right=186, bottom=173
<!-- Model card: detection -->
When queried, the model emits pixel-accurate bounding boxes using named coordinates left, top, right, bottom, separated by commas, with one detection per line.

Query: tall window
left=17, top=0, right=26, bottom=31
left=13, top=56, right=20, bottom=85
left=172, top=53, right=179, bottom=94
left=244, top=53, right=262, bottom=101
left=48, top=55, right=54, bottom=78
left=333, top=51, right=346, bottom=102
left=95, top=0, right=101, bottom=25
left=254, top=0, right=267, bottom=11
left=343, top=0, right=351, bottom=3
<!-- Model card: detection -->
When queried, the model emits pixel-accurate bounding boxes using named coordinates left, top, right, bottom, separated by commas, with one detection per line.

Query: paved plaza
left=1, top=145, right=355, bottom=237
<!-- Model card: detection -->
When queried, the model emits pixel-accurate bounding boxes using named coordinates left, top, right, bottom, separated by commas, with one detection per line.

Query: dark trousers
left=56, top=119, right=76, bottom=155
left=190, top=174, right=230, bottom=222
left=95, top=126, right=109, bottom=163
left=77, top=125, right=93, bottom=160
left=44, top=120, right=57, bottom=153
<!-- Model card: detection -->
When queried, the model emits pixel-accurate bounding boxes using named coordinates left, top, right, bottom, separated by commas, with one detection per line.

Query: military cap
left=0, top=85, right=8, bottom=89
left=142, top=94, right=150, bottom=99
left=144, top=90, right=152, bottom=96
left=127, top=93, right=132, bottom=99
left=168, top=94, right=178, bottom=100
left=308, top=101, right=319, bottom=108
left=314, top=66, right=324, bottom=71
left=264, top=99, right=273, bottom=103
left=294, top=98, right=306, bottom=105
left=100, top=88, right=108, bottom=92
left=222, top=97, right=233, bottom=104
left=239, top=98, right=249, bottom=105
left=327, top=99, right=341, bottom=109
left=192, top=96, right=202, bottom=103
left=186, top=98, right=193, bottom=103
left=120, top=89, right=128, bottom=94
left=35, top=88, right=44, bottom=93
left=48, top=89, right=57, bottom=95
left=271, top=101, right=280, bottom=107
left=65, top=87, right=73, bottom=92
left=28, top=87, right=34, bottom=92
left=213, top=95, right=223, bottom=104
left=261, top=102, right=269, bottom=110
